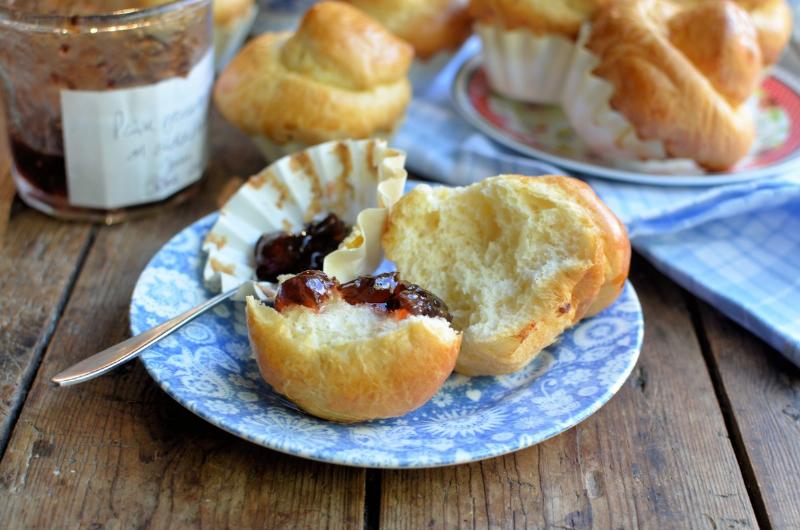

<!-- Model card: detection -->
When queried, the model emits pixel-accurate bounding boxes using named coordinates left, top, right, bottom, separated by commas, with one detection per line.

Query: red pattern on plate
left=468, top=67, right=800, bottom=174
left=745, top=76, right=800, bottom=169
left=468, top=69, right=508, bottom=131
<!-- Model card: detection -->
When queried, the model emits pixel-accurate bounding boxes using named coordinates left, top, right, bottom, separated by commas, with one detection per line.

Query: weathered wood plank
left=380, top=259, right=759, bottom=530
left=0, top=104, right=13, bottom=244
left=0, top=206, right=93, bottom=453
left=0, top=104, right=94, bottom=450
left=0, top=159, right=13, bottom=245
left=698, top=302, right=800, bottom=530
left=0, top=113, right=366, bottom=529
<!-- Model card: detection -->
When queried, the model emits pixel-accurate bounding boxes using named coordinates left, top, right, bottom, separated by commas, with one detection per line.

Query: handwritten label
left=60, top=50, right=213, bottom=209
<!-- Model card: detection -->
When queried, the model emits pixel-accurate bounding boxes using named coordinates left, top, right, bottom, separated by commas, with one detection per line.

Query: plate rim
left=130, top=213, right=645, bottom=469
left=452, top=52, right=800, bottom=187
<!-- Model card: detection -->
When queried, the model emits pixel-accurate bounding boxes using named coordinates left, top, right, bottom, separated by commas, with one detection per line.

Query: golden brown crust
left=586, top=0, right=758, bottom=170
left=469, top=0, right=609, bottom=37
left=213, top=0, right=254, bottom=27
left=214, top=2, right=412, bottom=146
left=344, top=0, right=472, bottom=59
left=246, top=298, right=461, bottom=422
left=569, top=245, right=606, bottom=322
left=744, top=0, right=793, bottom=65
left=281, top=1, right=414, bottom=90
left=537, top=176, right=631, bottom=317
left=667, top=1, right=762, bottom=105
left=672, top=0, right=793, bottom=65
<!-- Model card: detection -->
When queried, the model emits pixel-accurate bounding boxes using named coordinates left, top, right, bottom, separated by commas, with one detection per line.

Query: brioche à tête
left=382, top=175, right=630, bottom=376
left=246, top=278, right=461, bottom=422
left=340, top=0, right=472, bottom=89
left=563, top=0, right=764, bottom=171
left=343, top=0, right=472, bottom=60
left=214, top=1, right=413, bottom=161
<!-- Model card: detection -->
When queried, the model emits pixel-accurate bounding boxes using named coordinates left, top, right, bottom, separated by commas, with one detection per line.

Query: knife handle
left=51, top=286, right=240, bottom=386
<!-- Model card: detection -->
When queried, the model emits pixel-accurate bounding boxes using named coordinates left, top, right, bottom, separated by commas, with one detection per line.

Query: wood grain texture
left=0, top=206, right=93, bottom=453
left=4, top=101, right=793, bottom=529
left=0, top=101, right=94, bottom=450
left=0, top=161, right=13, bottom=247
left=0, top=104, right=12, bottom=245
left=380, top=260, right=759, bottom=530
left=0, top=113, right=366, bottom=529
left=699, top=302, right=800, bottom=530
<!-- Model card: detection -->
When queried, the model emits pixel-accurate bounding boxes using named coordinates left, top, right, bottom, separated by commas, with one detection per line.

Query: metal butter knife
left=51, top=286, right=240, bottom=386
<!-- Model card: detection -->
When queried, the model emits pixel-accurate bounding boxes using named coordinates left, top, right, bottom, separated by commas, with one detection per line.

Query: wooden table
left=1, top=111, right=799, bottom=530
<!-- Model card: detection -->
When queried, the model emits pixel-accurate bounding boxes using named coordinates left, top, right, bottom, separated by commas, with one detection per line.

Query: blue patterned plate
left=130, top=214, right=644, bottom=468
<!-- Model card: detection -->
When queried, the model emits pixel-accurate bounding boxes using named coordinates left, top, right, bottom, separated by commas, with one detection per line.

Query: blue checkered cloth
left=394, top=36, right=800, bottom=368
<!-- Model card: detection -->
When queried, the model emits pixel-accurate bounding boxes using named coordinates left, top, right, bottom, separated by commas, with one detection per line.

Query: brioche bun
left=214, top=1, right=413, bottom=156
left=565, top=0, right=760, bottom=171
left=343, top=0, right=472, bottom=60
left=383, top=175, right=629, bottom=376
left=246, top=295, right=461, bottom=422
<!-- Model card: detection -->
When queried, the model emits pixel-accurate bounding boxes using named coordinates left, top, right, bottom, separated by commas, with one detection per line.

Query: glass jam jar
left=0, top=0, right=213, bottom=223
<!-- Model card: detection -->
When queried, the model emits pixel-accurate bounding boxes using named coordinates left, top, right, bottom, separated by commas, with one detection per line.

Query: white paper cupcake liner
left=214, top=5, right=258, bottom=72
left=476, top=22, right=576, bottom=105
left=203, top=139, right=407, bottom=300
left=562, top=24, right=703, bottom=173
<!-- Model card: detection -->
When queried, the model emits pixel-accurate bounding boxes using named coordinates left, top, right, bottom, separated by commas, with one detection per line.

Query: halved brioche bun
left=246, top=296, right=461, bottom=422
left=382, top=175, right=629, bottom=376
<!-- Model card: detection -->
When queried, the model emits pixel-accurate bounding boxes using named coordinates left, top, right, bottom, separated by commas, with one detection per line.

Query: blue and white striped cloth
left=394, top=33, right=800, bottom=368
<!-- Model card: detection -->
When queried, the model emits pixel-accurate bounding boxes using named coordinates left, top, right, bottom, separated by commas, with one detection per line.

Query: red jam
left=254, top=213, right=349, bottom=282
left=11, top=136, right=69, bottom=199
left=274, top=270, right=338, bottom=312
left=339, top=272, right=398, bottom=307
left=273, top=271, right=453, bottom=322
left=391, top=283, right=452, bottom=321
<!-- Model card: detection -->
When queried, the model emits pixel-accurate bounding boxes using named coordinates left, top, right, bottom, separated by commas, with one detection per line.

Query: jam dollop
left=274, top=270, right=339, bottom=312
left=254, top=213, right=349, bottom=282
left=339, top=272, right=399, bottom=307
left=274, top=271, right=453, bottom=322
left=391, top=284, right=452, bottom=321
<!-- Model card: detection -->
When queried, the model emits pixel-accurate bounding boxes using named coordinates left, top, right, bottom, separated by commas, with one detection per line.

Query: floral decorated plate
left=453, top=53, right=800, bottom=187
left=130, top=213, right=644, bottom=468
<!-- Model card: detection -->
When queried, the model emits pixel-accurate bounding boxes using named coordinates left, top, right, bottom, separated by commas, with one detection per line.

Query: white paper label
left=60, top=50, right=213, bottom=209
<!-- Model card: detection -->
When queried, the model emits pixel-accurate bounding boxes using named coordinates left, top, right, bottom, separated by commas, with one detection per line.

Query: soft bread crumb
left=278, top=297, right=454, bottom=348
